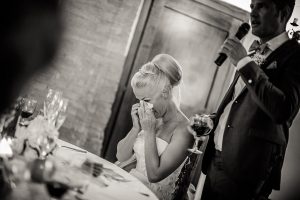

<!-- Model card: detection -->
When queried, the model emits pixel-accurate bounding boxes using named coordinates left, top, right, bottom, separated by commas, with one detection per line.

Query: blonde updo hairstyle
left=131, top=54, right=182, bottom=106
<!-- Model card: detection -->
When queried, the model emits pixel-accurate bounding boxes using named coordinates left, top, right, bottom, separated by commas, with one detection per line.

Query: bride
left=116, top=54, right=193, bottom=199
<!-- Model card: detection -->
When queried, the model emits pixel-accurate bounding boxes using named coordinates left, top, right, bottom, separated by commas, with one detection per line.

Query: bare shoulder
left=175, top=117, right=189, bottom=132
left=172, top=115, right=193, bottom=142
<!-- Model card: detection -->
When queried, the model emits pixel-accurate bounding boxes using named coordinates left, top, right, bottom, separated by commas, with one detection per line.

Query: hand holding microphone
left=215, top=23, right=250, bottom=66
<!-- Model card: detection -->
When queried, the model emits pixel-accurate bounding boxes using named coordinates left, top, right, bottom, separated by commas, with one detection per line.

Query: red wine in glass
left=188, top=114, right=213, bottom=154
left=191, top=124, right=211, bottom=137
left=19, top=98, right=37, bottom=125
left=21, top=110, right=33, bottom=119
left=45, top=181, right=69, bottom=199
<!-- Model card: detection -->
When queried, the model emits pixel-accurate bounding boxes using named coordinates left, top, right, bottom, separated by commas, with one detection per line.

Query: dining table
left=52, top=139, right=159, bottom=200
left=2, top=137, right=159, bottom=200
left=0, top=101, right=159, bottom=200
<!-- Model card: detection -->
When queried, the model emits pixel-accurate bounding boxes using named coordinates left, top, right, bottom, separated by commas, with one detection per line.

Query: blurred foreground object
left=0, top=0, right=63, bottom=114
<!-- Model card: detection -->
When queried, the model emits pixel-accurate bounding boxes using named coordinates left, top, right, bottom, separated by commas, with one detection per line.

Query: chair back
left=172, top=153, right=201, bottom=200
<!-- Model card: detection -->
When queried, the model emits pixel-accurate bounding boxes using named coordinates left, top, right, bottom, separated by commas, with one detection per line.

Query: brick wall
left=23, top=0, right=142, bottom=154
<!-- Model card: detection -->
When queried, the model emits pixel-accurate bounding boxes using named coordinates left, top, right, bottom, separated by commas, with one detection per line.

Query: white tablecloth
left=53, top=139, right=158, bottom=200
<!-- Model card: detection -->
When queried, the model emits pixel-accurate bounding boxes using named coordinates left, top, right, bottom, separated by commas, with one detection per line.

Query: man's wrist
left=236, top=56, right=252, bottom=70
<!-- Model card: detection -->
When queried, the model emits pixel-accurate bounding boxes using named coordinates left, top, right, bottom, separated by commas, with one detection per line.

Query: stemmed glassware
left=55, top=98, right=68, bottom=130
left=44, top=89, right=63, bottom=127
left=187, top=114, right=214, bottom=154
left=36, top=89, right=68, bottom=159
left=19, top=97, right=37, bottom=126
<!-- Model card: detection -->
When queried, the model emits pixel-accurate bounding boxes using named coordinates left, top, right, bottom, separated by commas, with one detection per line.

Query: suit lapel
left=234, top=39, right=297, bottom=101
left=261, top=39, right=295, bottom=70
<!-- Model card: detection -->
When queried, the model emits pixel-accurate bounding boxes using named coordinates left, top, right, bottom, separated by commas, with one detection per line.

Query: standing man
left=201, top=0, right=300, bottom=199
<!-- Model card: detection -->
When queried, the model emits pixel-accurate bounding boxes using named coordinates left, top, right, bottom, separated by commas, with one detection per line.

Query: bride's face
left=132, top=85, right=168, bottom=118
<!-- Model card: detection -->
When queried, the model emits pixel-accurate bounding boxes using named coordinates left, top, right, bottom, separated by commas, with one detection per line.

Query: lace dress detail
left=129, top=131, right=184, bottom=200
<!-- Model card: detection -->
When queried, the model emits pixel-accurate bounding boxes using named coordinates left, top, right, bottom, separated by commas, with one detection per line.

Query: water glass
left=44, top=89, right=62, bottom=126
left=55, top=98, right=68, bottom=130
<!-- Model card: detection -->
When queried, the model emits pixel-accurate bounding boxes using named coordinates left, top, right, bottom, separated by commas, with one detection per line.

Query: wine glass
left=44, top=89, right=62, bottom=126
left=19, top=98, right=37, bottom=126
left=187, top=114, right=213, bottom=154
left=55, top=98, right=68, bottom=130
left=45, top=180, right=69, bottom=200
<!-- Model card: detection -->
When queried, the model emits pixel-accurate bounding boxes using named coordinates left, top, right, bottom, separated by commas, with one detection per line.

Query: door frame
left=101, top=0, right=155, bottom=157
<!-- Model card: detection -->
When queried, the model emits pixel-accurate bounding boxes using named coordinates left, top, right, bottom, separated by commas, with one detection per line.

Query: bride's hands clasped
left=138, top=101, right=156, bottom=133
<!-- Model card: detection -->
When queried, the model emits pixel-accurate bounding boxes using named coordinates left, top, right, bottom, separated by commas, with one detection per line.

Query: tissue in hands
left=140, top=100, right=153, bottom=109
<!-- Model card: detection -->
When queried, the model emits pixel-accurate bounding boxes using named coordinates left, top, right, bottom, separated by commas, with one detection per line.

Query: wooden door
left=103, top=0, right=249, bottom=163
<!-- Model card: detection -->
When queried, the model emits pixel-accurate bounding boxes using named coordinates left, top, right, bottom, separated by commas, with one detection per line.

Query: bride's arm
left=116, top=103, right=141, bottom=162
left=144, top=122, right=193, bottom=183
left=116, top=127, right=140, bottom=162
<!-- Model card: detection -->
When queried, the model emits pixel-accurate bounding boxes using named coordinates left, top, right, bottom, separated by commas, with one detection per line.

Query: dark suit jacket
left=202, top=38, right=300, bottom=191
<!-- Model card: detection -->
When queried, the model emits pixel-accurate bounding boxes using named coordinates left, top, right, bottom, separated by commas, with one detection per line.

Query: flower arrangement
left=15, top=115, right=59, bottom=158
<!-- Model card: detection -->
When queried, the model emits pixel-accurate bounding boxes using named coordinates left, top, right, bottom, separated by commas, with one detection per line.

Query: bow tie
left=248, top=40, right=270, bottom=55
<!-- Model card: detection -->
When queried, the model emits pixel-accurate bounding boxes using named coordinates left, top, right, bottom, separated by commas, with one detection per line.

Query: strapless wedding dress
left=129, top=130, right=183, bottom=200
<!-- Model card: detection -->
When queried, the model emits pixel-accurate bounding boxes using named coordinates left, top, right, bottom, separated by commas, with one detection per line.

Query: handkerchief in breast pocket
left=266, top=61, right=277, bottom=70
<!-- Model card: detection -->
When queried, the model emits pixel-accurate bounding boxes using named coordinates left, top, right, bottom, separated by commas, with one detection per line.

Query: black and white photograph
left=1, top=0, right=300, bottom=200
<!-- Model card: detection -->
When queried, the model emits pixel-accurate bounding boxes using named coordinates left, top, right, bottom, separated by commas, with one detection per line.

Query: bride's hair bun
left=151, top=54, right=182, bottom=87
left=131, top=54, right=182, bottom=90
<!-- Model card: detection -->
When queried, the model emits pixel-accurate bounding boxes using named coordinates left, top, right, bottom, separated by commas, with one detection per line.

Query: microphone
left=215, top=22, right=250, bottom=66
